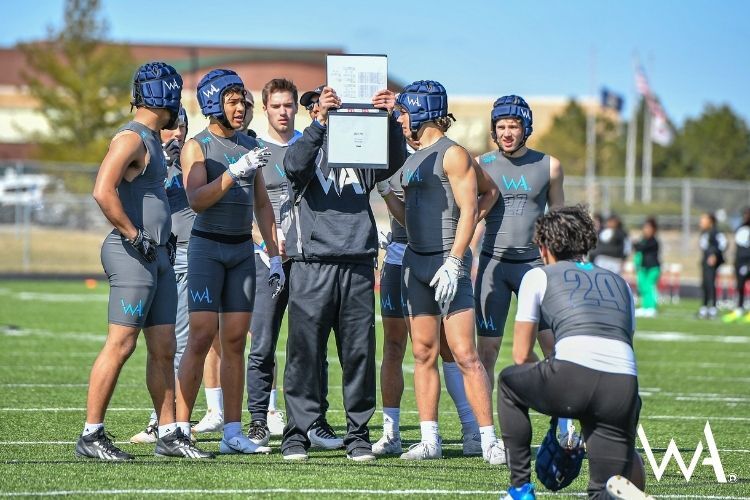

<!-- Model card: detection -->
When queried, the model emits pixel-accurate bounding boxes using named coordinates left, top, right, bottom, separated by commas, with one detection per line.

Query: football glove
left=127, top=227, right=157, bottom=263
left=166, top=232, right=178, bottom=267
left=227, top=147, right=271, bottom=181
left=268, top=255, right=286, bottom=299
left=376, top=180, right=392, bottom=196
left=162, top=138, right=181, bottom=167
left=429, top=255, right=463, bottom=313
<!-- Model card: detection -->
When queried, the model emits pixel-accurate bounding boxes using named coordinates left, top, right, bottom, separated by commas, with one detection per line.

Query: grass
left=0, top=279, right=748, bottom=498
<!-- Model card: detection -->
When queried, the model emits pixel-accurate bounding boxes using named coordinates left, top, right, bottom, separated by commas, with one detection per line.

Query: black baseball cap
left=300, top=84, right=325, bottom=107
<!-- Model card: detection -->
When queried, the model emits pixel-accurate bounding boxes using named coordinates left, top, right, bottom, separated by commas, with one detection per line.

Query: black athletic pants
left=736, top=260, right=750, bottom=309
left=499, top=358, right=641, bottom=499
left=702, top=262, right=719, bottom=307
left=282, top=260, right=376, bottom=454
left=246, top=257, right=330, bottom=422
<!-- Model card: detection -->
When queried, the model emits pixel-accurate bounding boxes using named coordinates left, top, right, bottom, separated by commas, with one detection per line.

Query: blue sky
left=3, top=0, right=749, bottom=125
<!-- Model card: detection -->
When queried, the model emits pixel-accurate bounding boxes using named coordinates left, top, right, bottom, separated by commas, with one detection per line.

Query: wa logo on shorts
left=190, top=286, right=212, bottom=304
left=638, top=421, right=729, bottom=483
left=120, top=299, right=143, bottom=317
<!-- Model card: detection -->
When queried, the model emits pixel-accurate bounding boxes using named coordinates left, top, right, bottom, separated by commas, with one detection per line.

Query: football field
left=0, top=280, right=748, bottom=498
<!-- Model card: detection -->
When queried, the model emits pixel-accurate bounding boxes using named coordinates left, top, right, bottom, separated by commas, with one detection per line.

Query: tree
left=534, top=99, right=624, bottom=177
left=675, top=104, right=750, bottom=180
left=18, top=0, right=134, bottom=190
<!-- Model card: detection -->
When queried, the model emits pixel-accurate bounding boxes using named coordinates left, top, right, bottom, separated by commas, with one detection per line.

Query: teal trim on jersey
left=575, top=261, right=594, bottom=270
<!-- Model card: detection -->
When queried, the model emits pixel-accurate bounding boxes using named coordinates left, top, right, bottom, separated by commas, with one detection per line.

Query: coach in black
left=281, top=86, right=406, bottom=461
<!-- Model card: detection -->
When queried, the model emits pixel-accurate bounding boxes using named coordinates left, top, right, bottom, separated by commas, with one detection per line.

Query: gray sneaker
left=462, top=431, right=482, bottom=456
left=307, top=419, right=344, bottom=450
left=155, top=428, right=215, bottom=459
left=75, top=428, right=133, bottom=461
left=347, top=447, right=376, bottom=462
left=400, top=439, right=442, bottom=460
left=372, top=434, right=402, bottom=456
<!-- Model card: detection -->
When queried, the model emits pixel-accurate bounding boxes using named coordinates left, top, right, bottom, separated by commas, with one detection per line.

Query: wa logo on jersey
left=316, top=167, right=364, bottom=196
left=502, top=175, right=531, bottom=192
left=638, top=421, right=732, bottom=483
left=120, top=299, right=143, bottom=317
left=202, top=84, right=220, bottom=98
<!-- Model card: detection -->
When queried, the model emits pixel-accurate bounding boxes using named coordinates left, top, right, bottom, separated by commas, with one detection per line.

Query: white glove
left=429, top=255, right=463, bottom=313
left=227, top=147, right=271, bottom=181
left=268, top=255, right=286, bottom=299
left=376, top=180, right=392, bottom=196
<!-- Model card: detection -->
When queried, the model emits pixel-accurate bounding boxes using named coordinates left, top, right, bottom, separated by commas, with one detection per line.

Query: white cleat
left=400, top=439, right=442, bottom=460
left=267, top=410, right=285, bottom=436
left=606, top=475, right=654, bottom=500
left=462, top=432, right=482, bottom=456
left=483, top=439, right=506, bottom=465
left=192, top=409, right=224, bottom=434
left=219, top=434, right=271, bottom=455
left=130, top=420, right=158, bottom=444
left=372, top=434, right=403, bottom=456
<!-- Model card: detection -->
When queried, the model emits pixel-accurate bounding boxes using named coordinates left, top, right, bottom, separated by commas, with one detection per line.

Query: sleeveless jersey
left=192, top=129, right=259, bottom=236
left=115, top=121, right=171, bottom=245
left=402, top=136, right=459, bottom=253
left=541, top=260, right=634, bottom=345
left=255, top=135, right=294, bottom=226
left=479, top=149, right=550, bottom=260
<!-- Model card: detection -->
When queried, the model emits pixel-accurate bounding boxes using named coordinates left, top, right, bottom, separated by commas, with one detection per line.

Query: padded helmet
left=177, top=106, right=188, bottom=134
left=131, top=61, right=183, bottom=129
left=491, top=94, right=533, bottom=140
left=197, top=69, right=245, bottom=128
left=535, top=417, right=585, bottom=492
left=395, top=80, right=450, bottom=133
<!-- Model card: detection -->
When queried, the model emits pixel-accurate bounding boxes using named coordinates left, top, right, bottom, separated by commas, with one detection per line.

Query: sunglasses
left=305, top=100, right=319, bottom=111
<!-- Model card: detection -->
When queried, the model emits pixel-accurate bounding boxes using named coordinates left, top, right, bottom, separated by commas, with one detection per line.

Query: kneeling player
left=499, top=206, right=647, bottom=499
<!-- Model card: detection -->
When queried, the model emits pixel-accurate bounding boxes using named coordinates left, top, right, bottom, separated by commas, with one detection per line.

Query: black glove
left=166, top=232, right=178, bottom=267
left=127, top=227, right=157, bottom=262
left=162, top=138, right=181, bottom=167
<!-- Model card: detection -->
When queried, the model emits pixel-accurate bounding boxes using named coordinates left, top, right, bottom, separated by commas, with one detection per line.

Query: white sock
left=149, top=410, right=157, bottom=424
left=205, top=387, right=223, bottom=413
left=383, top=407, right=401, bottom=437
left=420, top=421, right=440, bottom=445
left=479, top=425, right=497, bottom=452
left=268, top=389, right=278, bottom=412
left=558, top=418, right=574, bottom=436
left=177, top=421, right=190, bottom=437
left=223, top=421, right=242, bottom=440
left=82, top=422, right=103, bottom=436
left=442, top=361, right=478, bottom=435
left=158, top=423, right=177, bottom=437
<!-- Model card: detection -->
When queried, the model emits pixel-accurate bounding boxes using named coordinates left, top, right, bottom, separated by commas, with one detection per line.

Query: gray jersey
left=192, top=129, right=259, bottom=236
left=480, top=149, right=550, bottom=260
left=116, top=121, right=171, bottom=245
left=164, top=162, right=195, bottom=248
left=541, top=260, right=634, bottom=345
left=256, top=136, right=294, bottom=225
left=402, top=136, right=459, bottom=253
left=387, top=166, right=408, bottom=244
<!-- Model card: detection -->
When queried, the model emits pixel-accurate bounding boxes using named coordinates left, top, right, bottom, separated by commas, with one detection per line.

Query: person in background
left=722, top=207, right=750, bottom=323
left=633, top=217, right=660, bottom=318
left=593, top=214, right=630, bottom=275
left=697, top=212, right=727, bottom=319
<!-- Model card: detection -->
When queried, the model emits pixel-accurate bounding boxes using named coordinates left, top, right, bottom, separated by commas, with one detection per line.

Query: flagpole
left=585, top=48, right=597, bottom=212
left=625, top=55, right=638, bottom=205
left=642, top=98, right=653, bottom=203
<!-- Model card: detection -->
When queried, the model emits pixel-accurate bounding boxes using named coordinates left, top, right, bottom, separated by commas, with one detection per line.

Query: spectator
left=634, top=217, right=660, bottom=318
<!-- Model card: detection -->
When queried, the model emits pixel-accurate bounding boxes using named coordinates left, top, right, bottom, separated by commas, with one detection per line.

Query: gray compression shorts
left=101, top=231, right=177, bottom=328
left=474, top=253, right=542, bottom=337
left=401, top=247, right=474, bottom=317
left=380, top=263, right=405, bottom=318
left=187, top=235, right=256, bottom=313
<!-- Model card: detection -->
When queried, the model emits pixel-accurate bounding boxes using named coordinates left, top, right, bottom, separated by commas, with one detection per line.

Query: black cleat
left=75, top=428, right=134, bottom=460
left=247, top=420, right=271, bottom=446
left=155, top=428, right=215, bottom=459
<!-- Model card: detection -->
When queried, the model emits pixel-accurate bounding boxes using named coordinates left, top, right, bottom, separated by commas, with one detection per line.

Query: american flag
left=635, top=66, right=673, bottom=146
